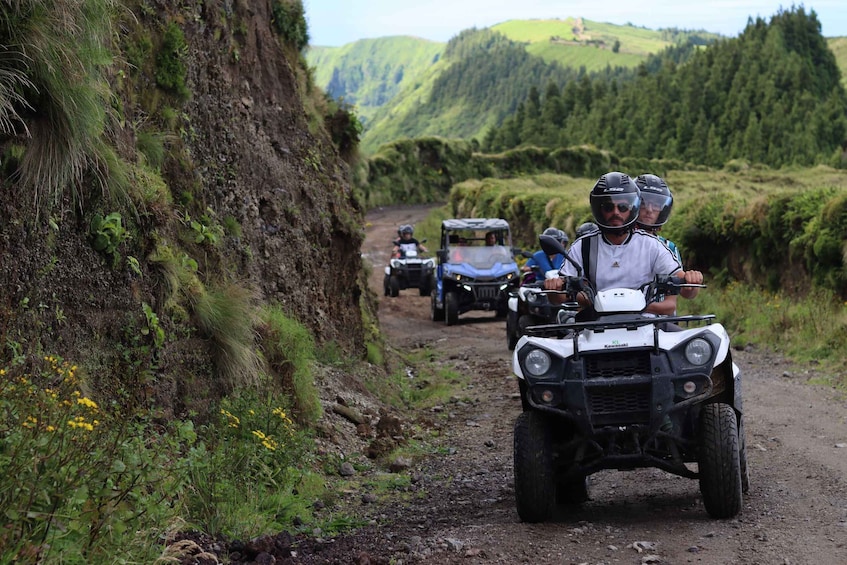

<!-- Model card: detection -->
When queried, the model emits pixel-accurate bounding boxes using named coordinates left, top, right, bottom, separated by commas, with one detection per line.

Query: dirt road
left=339, top=204, right=847, bottom=565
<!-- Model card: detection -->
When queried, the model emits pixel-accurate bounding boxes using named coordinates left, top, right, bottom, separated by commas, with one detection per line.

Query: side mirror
left=520, top=250, right=533, bottom=259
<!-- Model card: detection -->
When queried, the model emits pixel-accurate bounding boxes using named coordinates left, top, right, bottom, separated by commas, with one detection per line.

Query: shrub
left=271, top=0, right=309, bottom=52
left=155, top=21, right=190, bottom=100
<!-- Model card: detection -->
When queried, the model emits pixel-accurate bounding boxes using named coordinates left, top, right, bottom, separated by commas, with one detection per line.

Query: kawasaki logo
left=603, top=340, right=629, bottom=349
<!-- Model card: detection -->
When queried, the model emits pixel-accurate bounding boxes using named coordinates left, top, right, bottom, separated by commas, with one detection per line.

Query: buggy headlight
left=684, top=338, right=712, bottom=366
left=524, top=349, right=552, bottom=377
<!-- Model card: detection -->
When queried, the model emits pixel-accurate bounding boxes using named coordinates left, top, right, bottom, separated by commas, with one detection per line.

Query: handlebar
left=538, top=274, right=707, bottom=305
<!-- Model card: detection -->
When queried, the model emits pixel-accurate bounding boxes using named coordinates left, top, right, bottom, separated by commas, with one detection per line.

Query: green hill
left=492, top=18, right=720, bottom=70
left=828, top=36, right=847, bottom=87
left=308, top=19, right=716, bottom=154
left=305, top=36, right=444, bottom=126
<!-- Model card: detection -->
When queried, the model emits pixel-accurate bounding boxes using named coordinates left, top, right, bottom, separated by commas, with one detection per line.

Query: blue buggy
left=430, top=218, right=520, bottom=326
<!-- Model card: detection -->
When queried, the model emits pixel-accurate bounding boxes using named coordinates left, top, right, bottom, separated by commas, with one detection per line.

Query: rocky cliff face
left=175, top=0, right=366, bottom=350
left=0, top=0, right=368, bottom=417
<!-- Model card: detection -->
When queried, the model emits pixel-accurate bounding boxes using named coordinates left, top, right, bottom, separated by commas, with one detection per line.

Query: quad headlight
left=524, top=348, right=552, bottom=377
left=684, top=338, right=712, bottom=366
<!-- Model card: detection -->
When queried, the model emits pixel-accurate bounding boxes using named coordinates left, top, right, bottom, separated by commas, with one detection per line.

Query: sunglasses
left=600, top=202, right=633, bottom=213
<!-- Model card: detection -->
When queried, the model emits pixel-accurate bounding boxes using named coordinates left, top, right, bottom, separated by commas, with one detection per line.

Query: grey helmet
left=541, top=227, right=568, bottom=246
left=575, top=222, right=599, bottom=238
left=589, top=171, right=641, bottom=234
left=635, top=174, right=673, bottom=229
left=399, top=224, right=414, bottom=235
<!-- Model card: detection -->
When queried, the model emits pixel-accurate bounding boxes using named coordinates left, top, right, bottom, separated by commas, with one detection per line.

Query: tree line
left=483, top=7, right=847, bottom=169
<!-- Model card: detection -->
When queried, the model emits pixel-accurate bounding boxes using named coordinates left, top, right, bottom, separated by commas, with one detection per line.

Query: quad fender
left=508, top=295, right=518, bottom=313
left=384, top=266, right=391, bottom=276
left=731, top=360, right=743, bottom=412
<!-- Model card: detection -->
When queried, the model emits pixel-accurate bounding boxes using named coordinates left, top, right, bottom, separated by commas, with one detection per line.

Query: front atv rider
left=392, top=224, right=428, bottom=259
left=544, top=171, right=702, bottom=317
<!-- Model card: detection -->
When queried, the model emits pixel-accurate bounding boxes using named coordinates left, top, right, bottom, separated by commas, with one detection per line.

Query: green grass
left=261, top=305, right=322, bottom=423
left=827, top=36, right=847, bottom=88
left=680, top=281, right=847, bottom=387
left=493, top=18, right=673, bottom=71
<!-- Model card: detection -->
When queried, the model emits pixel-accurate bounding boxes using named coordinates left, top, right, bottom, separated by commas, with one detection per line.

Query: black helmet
left=400, top=224, right=414, bottom=235
left=589, top=172, right=641, bottom=234
left=575, top=222, right=599, bottom=238
left=634, top=174, right=673, bottom=229
left=541, top=227, right=568, bottom=245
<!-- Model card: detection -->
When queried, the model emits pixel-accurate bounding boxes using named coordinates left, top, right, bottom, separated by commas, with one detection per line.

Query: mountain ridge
left=306, top=17, right=723, bottom=153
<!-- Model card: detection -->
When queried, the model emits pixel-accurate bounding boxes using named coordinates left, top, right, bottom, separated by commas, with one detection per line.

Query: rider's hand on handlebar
left=543, top=277, right=564, bottom=291
left=679, top=270, right=704, bottom=299
left=683, top=270, right=704, bottom=285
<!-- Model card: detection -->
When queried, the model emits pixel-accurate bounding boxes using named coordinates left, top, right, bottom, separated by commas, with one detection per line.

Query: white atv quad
left=512, top=236, right=749, bottom=523
left=384, top=243, right=435, bottom=298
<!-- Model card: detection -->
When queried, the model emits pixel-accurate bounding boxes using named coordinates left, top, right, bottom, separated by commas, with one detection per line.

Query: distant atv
left=430, top=218, right=520, bottom=325
left=512, top=235, right=749, bottom=522
left=384, top=241, right=435, bottom=298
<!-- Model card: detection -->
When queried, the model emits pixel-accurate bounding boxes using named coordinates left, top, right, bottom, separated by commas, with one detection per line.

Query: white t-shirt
left=561, top=230, right=683, bottom=291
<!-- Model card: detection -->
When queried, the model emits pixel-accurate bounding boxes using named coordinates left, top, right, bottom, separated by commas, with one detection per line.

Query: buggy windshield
left=447, top=245, right=513, bottom=268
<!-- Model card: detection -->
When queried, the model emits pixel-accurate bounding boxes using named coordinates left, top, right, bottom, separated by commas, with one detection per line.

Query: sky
left=304, top=0, right=847, bottom=47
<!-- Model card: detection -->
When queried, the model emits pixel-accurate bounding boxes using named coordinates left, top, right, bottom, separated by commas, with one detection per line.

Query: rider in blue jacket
left=523, top=227, right=568, bottom=280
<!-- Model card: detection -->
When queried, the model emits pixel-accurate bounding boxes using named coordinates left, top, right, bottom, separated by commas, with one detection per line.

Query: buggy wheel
left=445, top=291, right=459, bottom=326
left=513, top=411, right=555, bottom=523
left=506, top=311, right=519, bottom=350
left=389, top=275, right=400, bottom=297
left=698, top=403, right=743, bottom=519
left=430, top=290, right=444, bottom=322
left=738, top=416, right=750, bottom=494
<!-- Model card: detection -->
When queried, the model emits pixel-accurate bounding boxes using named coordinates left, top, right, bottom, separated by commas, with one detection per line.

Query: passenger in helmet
left=392, top=224, right=427, bottom=259
left=575, top=222, right=599, bottom=239
left=522, top=227, right=567, bottom=280
left=635, top=174, right=682, bottom=264
left=544, top=172, right=702, bottom=316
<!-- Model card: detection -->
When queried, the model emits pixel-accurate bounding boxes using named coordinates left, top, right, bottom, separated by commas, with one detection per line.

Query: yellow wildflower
left=77, top=397, right=98, bottom=410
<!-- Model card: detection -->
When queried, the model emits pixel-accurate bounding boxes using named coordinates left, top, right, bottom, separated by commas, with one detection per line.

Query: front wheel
left=507, top=311, right=519, bottom=350
left=383, top=274, right=390, bottom=296
left=419, top=274, right=434, bottom=297
left=445, top=291, right=459, bottom=326
left=513, top=411, right=555, bottom=523
left=698, top=403, right=743, bottom=519
left=389, top=275, right=400, bottom=297
left=430, top=290, right=444, bottom=322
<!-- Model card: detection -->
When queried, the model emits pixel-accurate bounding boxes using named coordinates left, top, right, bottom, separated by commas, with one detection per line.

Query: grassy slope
left=492, top=18, right=692, bottom=70
left=305, top=36, right=444, bottom=124
left=828, top=36, right=847, bottom=87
